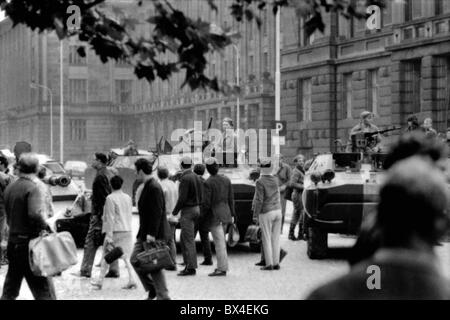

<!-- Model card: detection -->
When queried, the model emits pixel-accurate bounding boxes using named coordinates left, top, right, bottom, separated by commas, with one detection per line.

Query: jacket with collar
left=172, top=169, right=203, bottom=215
left=203, top=174, right=235, bottom=226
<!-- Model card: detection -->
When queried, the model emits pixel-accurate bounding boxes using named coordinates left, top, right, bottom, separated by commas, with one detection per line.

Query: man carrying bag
left=1, top=153, right=56, bottom=300
left=130, top=159, right=171, bottom=300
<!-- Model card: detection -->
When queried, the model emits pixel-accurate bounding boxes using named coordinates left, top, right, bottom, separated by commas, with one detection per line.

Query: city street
left=1, top=207, right=449, bottom=300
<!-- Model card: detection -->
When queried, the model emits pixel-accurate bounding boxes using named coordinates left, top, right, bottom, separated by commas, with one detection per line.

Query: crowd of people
left=0, top=112, right=449, bottom=300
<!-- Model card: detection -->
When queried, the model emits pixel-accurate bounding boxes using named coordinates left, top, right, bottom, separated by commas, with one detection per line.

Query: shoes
left=261, top=265, right=274, bottom=271
left=71, top=271, right=91, bottom=278
left=165, top=265, right=177, bottom=271
left=122, top=283, right=138, bottom=290
left=273, top=265, right=280, bottom=270
left=105, top=271, right=120, bottom=278
left=90, top=280, right=102, bottom=290
left=200, top=260, right=213, bottom=266
left=208, top=269, right=226, bottom=277
left=280, top=249, right=288, bottom=263
left=177, top=269, right=196, bottom=276
left=255, top=260, right=265, bottom=266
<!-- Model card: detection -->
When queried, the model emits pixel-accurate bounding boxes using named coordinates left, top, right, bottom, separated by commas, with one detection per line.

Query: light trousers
left=259, top=209, right=282, bottom=267
left=210, top=222, right=229, bottom=272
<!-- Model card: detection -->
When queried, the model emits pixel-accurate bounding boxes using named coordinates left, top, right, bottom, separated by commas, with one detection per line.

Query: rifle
left=351, top=127, right=402, bottom=151
left=361, top=126, right=402, bottom=139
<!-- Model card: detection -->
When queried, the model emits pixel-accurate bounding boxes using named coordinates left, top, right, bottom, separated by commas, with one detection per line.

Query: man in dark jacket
left=131, top=158, right=171, bottom=300
left=193, top=164, right=213, bottom=266
left=172, top=156, right=203, bottom=276
left=74, top=152, right=119, bottom=278
left=1, top=153, right=56, bottom=300
left=204, top=157, right=235, bottom=276
left=308, top=157, right=450, bottom=300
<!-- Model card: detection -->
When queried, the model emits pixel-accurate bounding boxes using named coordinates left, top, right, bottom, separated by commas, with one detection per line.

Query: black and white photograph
left=0, top=0, right=449, bottom=305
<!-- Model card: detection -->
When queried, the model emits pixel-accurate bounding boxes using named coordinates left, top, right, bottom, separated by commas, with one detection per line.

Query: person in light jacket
left=252, top=157, right=282, bottom=271
left=91, top=175, right=137, bottom=290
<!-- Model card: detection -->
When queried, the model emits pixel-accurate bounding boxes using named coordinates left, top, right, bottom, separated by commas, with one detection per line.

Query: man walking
left=1, top=153, right=56, bottom=300
left=73, top=152, right=119, bottom=278
left=194, top=163, right=213, bottom=266
left=131, top=159, right=171, bottom=300
left=203, top=157, right=235, bottom=276
left=288, top=155, right=305, bottom=241
left=172, top=156, right=203, bottom=276
left=157, top=166, right=179, bottom=270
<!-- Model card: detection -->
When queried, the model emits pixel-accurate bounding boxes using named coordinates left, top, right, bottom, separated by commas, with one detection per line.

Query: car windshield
left=43, top=162, right=66, bottom=175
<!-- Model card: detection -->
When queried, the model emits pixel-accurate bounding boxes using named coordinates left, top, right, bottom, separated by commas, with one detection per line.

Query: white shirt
left=102, top=190, right=133, bottom=236
left=159, top=178, right=178, bottom=217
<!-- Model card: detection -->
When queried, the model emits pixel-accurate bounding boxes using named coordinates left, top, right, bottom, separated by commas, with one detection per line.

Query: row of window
left=68, top=79, right=132, bottom=104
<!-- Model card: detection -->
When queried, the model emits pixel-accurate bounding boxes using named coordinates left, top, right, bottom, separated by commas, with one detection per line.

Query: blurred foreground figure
left=349, top=132, right=448, bottom=266
left=307, top=157, right=450, bottom=300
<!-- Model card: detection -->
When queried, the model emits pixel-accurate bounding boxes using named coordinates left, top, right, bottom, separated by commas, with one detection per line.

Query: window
left=342, top=73, right=353, bottom=119
left=69, top=79, right=87, bottom=103
left=118, top=120, right=129, bottom=142
left=224, top=61, right=228, bottom=81
left=68, top=45, right=87, bottom=65
left=249, top=55, right=254, bottom=75
left=299, top=17, right=314, bottom=47
left=248, top=22, right=253, bottom=41
left=435, top=0, right=445, bottom=15
left=115, top=80, right=132, bottom=104
left=70, top=120, right=87, bottom=141
left=368, top=69, right=380, bottom=116
left=263, top=52, right=269, bottom=71
left=401, top=60, right=422, bottom=114
left=297, top=78, right=312, bottom=122
left=263, top=10, right=268, bottom=36
left=404, top=0, right=413, bottom=22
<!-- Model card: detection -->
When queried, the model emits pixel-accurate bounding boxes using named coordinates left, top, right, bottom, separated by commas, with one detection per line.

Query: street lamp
left=232, top=44, right=240, bottom=130
left=30, top=82, right=53, bottom=158
left=60, top=41, right=64, bottom=164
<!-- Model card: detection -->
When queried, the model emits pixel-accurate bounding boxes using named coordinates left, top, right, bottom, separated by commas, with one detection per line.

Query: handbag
left=244, top=225, right=261, bottom=244
left=29, top=231, right=78, bottom=277
left=135, top=241, right=175, bottom=273
left=104, top=244, right=124, bottom=264
left=284, top=186, right=294, bottom=201
left=226, top=223, right=240, bottom=247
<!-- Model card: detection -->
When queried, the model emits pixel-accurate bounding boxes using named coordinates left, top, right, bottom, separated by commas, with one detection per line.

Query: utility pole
left=60, top=41, right=64, bottom=163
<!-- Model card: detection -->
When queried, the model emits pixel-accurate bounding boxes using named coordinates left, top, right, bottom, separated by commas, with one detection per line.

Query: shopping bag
left=135, top=241, right=174, bottom=273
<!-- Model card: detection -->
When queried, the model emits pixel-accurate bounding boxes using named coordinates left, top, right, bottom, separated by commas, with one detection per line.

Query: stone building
left=0, top=0, right=278, bottom=162
left=281, top=0, right=450, bottom=158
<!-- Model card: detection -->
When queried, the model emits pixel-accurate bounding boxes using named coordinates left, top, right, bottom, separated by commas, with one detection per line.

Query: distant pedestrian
left=1, top=153, right=56, bottom=300
left=172, top=156, right=203, bottom=276
left=131, top=158, right=171, bottom=300
left=274, top=154, right=291, bottom=234
left=0, top=156, right=9, bottom=267
left=203, top=157, right=235, bottom=276
left=91, top=175, right=137, bottom=290
left=308, top=157, right=450, bottom=299
left=157, top=166, right=179, bottom=270
left=422, top=118, right=437, bottom=138
left=73, top=152, right=119, bottom=278
left=288, top=154, right=305, bottom=241
left=193, top=163, right=213, bottom=266
left=252, top=158, right=282, bottom=271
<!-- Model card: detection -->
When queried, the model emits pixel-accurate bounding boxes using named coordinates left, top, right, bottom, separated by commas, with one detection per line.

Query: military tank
left=300, top=128, right=403, bottom=259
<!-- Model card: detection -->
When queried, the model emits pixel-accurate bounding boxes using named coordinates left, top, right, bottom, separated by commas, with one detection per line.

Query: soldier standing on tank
left=348, top=111, right=382, bottom=152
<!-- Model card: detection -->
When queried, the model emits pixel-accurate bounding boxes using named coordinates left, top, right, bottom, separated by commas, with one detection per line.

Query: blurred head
left=18, top=153, right=39, bottom=175
left=110, top=175, right=123, bottom=191
left=222, top=117, right=234, bottom=131
left=205, top=157, right=219, bottom=175
left=258, top=157, right=273, bottom=175
left=180, top=156, right=192, bottom=170
left=193, top=163, right=206, bottom=176
left=92, top=152, right=108, bottom=170
left=134, top=158, right=153, bottom=179
left=157, top=166, right=169, bottom=180
left=293, top=154, right=305, bottom=169
left=37, top=166, right=47, bottom=180
left=0, top=156, right=8, bottom=172
left=407, top=115, right=419, bottom=128
left=384, top=132, right=448, bottom=171
left=423, top=118, right=433, bottom=129
left=377, top=157, right=449, bottom=248
left=361, top=111, right=373, bottom=126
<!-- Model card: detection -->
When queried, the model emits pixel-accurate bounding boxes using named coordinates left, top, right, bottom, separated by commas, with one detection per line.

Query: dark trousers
left=180, top=206, right=200, bottom=269
left=290, top=195, right=304, bottom=233
left=80, top=215, right=119, bottom=276
left=195, top=214, right=212, bottom=262
left=130, top=240, right=170, bottom=300
left=1, top=242, right=56, bottom=300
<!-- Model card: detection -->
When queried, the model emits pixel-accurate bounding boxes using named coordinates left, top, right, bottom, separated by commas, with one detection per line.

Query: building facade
left=0, top=0, right=278, bottom=162
left=281, top=0, right=450, bottom=158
